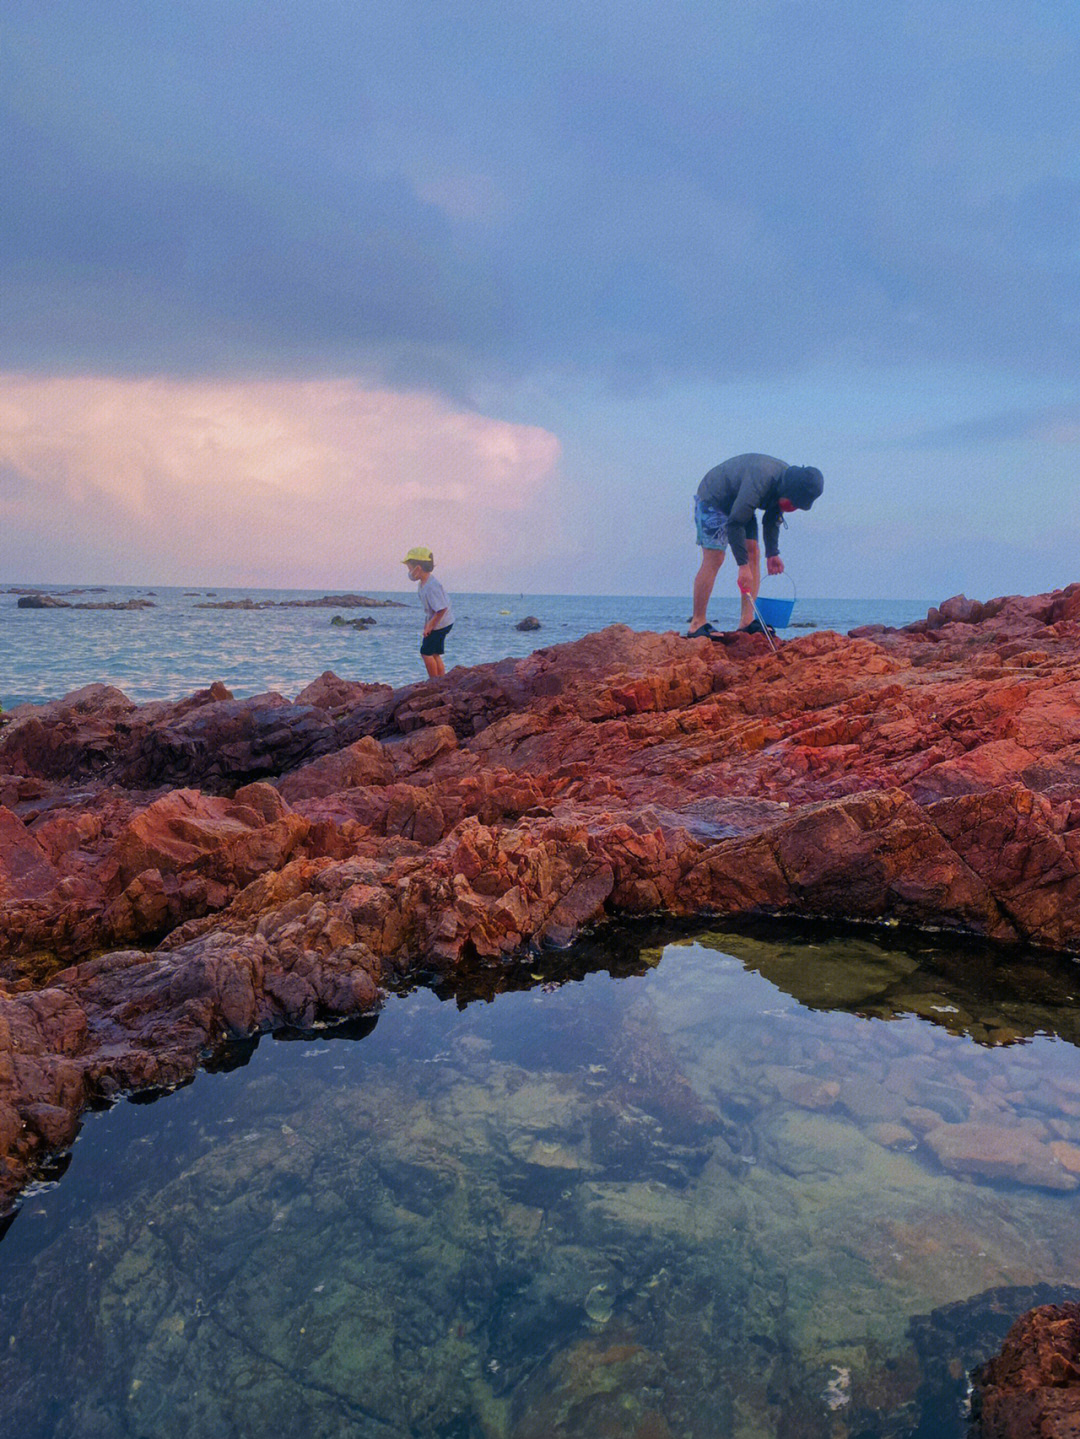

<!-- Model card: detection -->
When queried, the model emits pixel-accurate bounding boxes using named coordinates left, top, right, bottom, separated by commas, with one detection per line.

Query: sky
left=1, top=0, right=1078, bottom=598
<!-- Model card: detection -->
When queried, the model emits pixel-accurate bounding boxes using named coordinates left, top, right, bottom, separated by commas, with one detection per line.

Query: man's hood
left=780, top=466, right=824, bottom=509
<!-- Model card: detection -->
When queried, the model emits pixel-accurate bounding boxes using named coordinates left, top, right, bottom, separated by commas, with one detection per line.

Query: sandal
left=686, top=622, right=717, bottom=639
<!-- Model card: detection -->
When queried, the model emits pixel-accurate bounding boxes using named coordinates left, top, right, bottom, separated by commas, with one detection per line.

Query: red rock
left=0, top=806, right=61, bottom=900
left=389, top=723, right=458, bottom=772
left=102, top=866, right=170, bottom=941
left=21, top=1101, right=79, bottom=1149
left=277, top=737, right=392, bottom=801
left=928, top=787, right=1080, bottom=950
left=973, top=1302, right=1080, bottom=1438
left=111, top=787, right=309, bottom=888
left=294, top=671, right=392, bottom=711
left=912, top=738, right=1042, bottom=801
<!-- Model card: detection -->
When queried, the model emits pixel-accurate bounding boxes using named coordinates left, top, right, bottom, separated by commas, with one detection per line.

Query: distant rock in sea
left=195, top=593, right=405, bottom=610
left=16, top=595, right=156, bottom=611
left=515, top=615, right=541, bottom=630
left=330, top=614, right=376, bottom=629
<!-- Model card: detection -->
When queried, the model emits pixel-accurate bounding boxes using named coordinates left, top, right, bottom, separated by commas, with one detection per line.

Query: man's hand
left=737, top=564, right=754, bottom=594
left=767, top=556, right=784, bottom=576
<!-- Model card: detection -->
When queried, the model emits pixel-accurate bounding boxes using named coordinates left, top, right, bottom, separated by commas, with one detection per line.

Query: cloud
left=890, top=403, right=1080, bottom=450
left=0, top=374, right=562, bottom=586
left=0, top=462, right=31, bottom=500
left=3, top=1, right=1078, bottom=393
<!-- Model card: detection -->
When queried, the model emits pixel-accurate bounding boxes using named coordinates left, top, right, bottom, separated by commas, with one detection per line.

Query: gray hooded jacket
left=696, top=454, right=824, bottom=565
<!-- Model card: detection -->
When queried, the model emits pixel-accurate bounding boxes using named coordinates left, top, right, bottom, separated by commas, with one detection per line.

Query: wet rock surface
left=973, top=1301, right=1080, bottom=1437
left=2, top=585, right=1080, bottom=1212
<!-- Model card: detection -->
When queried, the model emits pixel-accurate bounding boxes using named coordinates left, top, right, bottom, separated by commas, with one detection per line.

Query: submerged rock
left=923, top=1121, right=1078, bottom=1191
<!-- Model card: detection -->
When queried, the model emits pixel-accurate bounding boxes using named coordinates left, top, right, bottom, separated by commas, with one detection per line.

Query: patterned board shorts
left=693, top=496, right=758, bottom=551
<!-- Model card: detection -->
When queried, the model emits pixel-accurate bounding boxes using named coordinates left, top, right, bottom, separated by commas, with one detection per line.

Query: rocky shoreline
left=3, top=584, right=1080, bottom=1428
left=2, top=585, right=1080, bottom=1204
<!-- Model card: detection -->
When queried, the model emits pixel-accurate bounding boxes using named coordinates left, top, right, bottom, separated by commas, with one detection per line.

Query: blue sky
left=1, top=0, right=1077, bottom=597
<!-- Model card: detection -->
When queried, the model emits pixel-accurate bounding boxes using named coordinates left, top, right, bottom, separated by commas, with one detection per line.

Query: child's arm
left=424, top=607, right=448, bottom=635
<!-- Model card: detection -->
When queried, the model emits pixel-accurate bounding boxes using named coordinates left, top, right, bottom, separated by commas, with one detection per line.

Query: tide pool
left=2, top=923, right=1079, bottom=1437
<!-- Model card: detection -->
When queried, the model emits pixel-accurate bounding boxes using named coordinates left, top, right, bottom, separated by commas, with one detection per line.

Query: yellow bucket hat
left=402, top=546, right=433, bottom=564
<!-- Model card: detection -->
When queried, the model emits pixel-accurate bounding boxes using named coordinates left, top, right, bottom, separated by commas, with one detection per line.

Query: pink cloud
left=0, top=375, right=562, bottom=587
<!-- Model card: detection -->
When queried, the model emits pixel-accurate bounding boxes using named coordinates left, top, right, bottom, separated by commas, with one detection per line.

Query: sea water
left=3, top=924, right=1080, bottom=1438
left=0, top=586, right=930, bottom=710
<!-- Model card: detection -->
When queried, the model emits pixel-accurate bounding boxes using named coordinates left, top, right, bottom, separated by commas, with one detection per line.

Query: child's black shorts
left=420, top=624, right=453, bottom=656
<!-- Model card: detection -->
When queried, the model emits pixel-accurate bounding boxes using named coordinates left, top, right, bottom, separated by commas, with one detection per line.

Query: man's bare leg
left=690, top=548, right=725, bottom=630
left=739, top=540, right=761, bottom=628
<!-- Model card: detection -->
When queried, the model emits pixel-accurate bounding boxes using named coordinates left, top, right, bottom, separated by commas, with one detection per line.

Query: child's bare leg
left=739, top=541, right=761, bottom=628
left=423, top=654, right=440, bottom=679
left=432, top=655, right=445, bottom=677
left=690, top=548, right=725, bottom=630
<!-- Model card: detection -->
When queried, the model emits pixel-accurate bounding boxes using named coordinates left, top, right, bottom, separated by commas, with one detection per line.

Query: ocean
left=0, top=585, right=930, bottom=711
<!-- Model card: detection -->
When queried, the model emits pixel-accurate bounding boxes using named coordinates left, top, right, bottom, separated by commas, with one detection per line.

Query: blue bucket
left=754, top=578, right=796, bottom=628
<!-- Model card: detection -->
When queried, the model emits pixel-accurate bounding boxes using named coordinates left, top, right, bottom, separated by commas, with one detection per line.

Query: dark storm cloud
left=3, top=0, right=1078, bottom=390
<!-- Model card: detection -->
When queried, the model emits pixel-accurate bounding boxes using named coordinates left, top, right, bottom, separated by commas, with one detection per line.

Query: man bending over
left=688, top=453, right=824, bottom=638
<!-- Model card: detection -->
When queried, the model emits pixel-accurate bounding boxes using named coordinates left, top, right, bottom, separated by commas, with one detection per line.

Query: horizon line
left=0, top=580, right=935, bottom=604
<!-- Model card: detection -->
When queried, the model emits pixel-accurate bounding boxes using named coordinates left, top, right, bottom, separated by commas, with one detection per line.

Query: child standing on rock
left=403, top=546, right=455, bottom=678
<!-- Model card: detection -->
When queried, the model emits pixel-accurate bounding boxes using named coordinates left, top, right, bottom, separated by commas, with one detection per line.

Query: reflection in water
left=2, top=923, right=1080, bottom=1438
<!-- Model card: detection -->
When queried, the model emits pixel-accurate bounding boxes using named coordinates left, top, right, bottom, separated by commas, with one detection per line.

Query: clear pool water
left=3, top=923, right=1079, bottom=1438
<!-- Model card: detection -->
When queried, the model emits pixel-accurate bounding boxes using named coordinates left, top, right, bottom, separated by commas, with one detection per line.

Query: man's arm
left=763, top=507, right=780, bottom=558
left=728, top=476, right=778, bottom=590
left=762, top=502, right=787, bottom=575
left=725, top=479, right=759, bottom=566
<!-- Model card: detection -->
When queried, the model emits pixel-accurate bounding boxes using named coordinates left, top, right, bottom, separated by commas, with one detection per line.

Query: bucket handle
left=763, top=571, right=797, bottom=602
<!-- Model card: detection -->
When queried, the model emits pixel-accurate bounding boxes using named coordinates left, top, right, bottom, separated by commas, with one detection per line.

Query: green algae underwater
left=3, top=922, right=1080, bottom=1439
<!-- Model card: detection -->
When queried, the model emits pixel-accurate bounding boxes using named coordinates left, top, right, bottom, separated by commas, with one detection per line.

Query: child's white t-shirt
left=417, top=576, right=454, bottom=628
